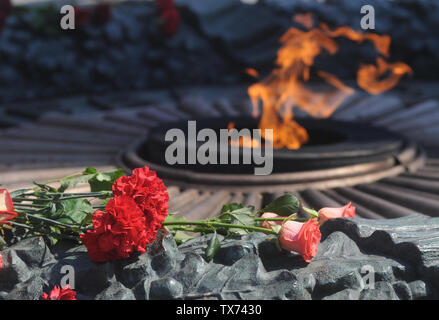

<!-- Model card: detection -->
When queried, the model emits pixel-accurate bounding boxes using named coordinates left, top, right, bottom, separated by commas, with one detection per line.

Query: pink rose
left=279, top=218, right=321, bottom=263
left=318, top=202, right=356, bottom=225
left=260, top=212, right=283, bottom=229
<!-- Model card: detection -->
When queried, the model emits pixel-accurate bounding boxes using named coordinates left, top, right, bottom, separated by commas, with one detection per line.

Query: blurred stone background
left=0, top=0, right=438, bottom=104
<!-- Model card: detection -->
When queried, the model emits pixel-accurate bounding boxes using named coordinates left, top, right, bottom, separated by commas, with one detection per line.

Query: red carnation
left=156, top=0, right=175, bottom=12
left=0, top=0, right=12, bottom=33
left=112, top=166, right=169, bottom=240
left=81, top=196, right=152, bottom=262
left=91, top=3, right=112, bottom=26
left=160, top=8, right=180, bottom=37
left=74, top=6, right=91, bottom=28
left=0, top=11, right=8, bottom=34
left=42, top=285, right=77, bottom=300
left=0, top=0, right=12, bottom=16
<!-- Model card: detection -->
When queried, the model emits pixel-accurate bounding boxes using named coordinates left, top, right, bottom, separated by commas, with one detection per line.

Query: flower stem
left=8, top=221, right=33, bottom=229
left=35, top=192, right=111, bottom=197
left=12, top=191, right=112, bottom=203
left=8, top=221, right=80, bottom=241
left=163, top=220, right=278, bottom=235
left=254, top=217, right=308, bottom=222
left=13, top=197, right=53, bottom=203
left=45, top=174, right=80, bottom=184
left=22, top=213, right=86, bottom=232
left=13, top=203, right=47, bottom=208
left=165, top=226, right=205, bottom=233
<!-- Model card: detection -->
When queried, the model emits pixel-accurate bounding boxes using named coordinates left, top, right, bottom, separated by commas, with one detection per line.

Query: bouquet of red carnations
left=0, top=165, right=355, bottom=267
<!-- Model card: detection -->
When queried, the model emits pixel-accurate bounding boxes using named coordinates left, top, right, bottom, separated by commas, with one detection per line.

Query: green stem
left=13, top=197, right=53, bottom=203
left=46, top=195, right=102, bottom=201
left=8, top=221, right=80, bottom=241
left=163, top=220, right=278, bottom=235
left=13, top=195, right=108, bottom=203
left=12, top=191, right=111, bottom=203
left=22, top=213, right=86, bottom=232
left=32, top=192, right=110, bottom=197
left=44, top=172, right=83, bottom=184
left=8, top=221, right=33, bottom=229
left=165, top=226, right=205, bottom=233
left=14, top=203, right=47, bottom=209
left=254, top=217, right=309, bottom=222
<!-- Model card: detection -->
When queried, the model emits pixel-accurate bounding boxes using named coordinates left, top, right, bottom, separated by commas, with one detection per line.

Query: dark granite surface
left=0, top=214, right=438, bottom=300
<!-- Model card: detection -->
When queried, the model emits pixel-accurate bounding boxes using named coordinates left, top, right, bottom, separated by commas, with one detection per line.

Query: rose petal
left=0, top=189, right=14, bottom=212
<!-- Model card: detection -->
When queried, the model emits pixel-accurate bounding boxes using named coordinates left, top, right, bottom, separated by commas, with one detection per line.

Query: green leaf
left=58, top=174, right=95, bottom=193
left=302, top=206, right=319, bottom=218
left=50, top=199, right=94, bottom=227
left=57, top=167, right=124, bottom=192
left=205, top=231, right=221, bottom=261
left=229, top=207, right=255, bottom=223
left=218, top=206, right=256, bottom=235
left=220, top=203, right=244, bottom=214
left=9, top=189, right=32, bottom=198
left=270, top=225, right=282, bottom=234
left=47, top=226, right=61, bottom=246
left=173, top=231, right=195, bottom=244
left=88, top=169, right=124, bottom=192
left=262, top=193, right=299, bottom=216
left=33, top=182, right=58, bottom=193
left=83, top=167, right=98, bottom=175
left=164, top=215, right=188, bottom=224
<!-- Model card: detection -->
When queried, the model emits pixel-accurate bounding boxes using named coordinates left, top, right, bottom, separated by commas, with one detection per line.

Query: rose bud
left=318, top=202, right=356, bottom=225
left=260, top=212, right=283, bottom=229
left=279, top=218, right=321, bottom=263
left=0, top=189, right=17, bottom=223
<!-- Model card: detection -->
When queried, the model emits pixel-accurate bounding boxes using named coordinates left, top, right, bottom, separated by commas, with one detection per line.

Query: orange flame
left=357, top=57, right=413, bottom=94
left=245, top=68, right=259, bottom=78
left=293, top=13, right=314, bottom=29
left=228, top=122, right=261, bottom=148
left=248, top=14, right=412, bottom=150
